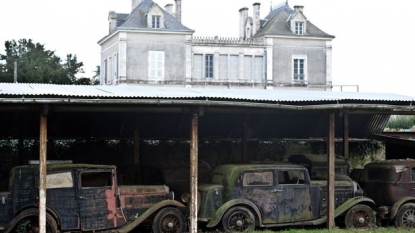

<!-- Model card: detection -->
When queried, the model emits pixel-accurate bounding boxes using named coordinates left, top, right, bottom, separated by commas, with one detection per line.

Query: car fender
left=206, top=198, right=262, bottom=228
left=334, top=196, right=375, bottom=217
left=390, top=196, right=415, bottom=220
left=117, top=200, right=185, bottom=233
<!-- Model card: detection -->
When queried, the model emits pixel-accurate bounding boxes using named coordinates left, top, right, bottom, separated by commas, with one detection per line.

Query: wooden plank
left=39, top=105, right=48, bottom=233
left=327, top=111, right=335, bottom=229
left=190, top=111, right=198, bottom=233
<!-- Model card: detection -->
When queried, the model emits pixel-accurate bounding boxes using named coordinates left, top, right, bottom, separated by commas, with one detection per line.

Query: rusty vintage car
left=0, top=161, right=186, bottom=233
left=358, top=159, right=415, bottom=227
left=183, top=163, right=375, bottom=232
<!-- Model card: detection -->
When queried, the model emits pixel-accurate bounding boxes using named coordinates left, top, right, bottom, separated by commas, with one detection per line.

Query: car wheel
left=395, top=203, right=415, bottom=228
left=152, top=207, right=187, bottom=233
left=222, top=206, right=255, bottom=232
left=344, top=204, right=374, bottom=228
left=6, top=209, right=58, bottom=233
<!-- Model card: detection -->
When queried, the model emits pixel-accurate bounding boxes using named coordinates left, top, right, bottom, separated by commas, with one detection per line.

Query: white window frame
left=148, top=51, right=164, bottom=80
left=229, top=55, right=239, bottom=80
left=193, top=54, right=203, bottom=79
left=152, top=15, right=161, bottom=29
left=295, top=21, right=304, bottom=35
left=219, top=55, right=228, bottom=80
left=205, top=54, right=214, bottom=79
left=292, top=55, right=307, bottom=83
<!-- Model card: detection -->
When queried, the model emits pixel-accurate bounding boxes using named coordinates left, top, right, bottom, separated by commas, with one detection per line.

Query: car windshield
left=164, top=168, right=210, bottom=183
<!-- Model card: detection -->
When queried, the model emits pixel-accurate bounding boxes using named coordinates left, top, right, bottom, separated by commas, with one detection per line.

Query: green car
left=186, top=163, right=375, bottom=232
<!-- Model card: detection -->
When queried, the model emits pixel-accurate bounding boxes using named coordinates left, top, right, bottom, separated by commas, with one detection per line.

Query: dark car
left=358, top=159, right=415, bottom=227
left=139, top=159, right=211, bottom=201
left=0, top=161, right=186, bottom=233
left=186, top=162, right=375, bottom=232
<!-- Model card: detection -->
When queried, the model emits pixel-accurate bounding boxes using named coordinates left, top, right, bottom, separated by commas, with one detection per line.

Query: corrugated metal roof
left=0, top=83, right=414, bottom=103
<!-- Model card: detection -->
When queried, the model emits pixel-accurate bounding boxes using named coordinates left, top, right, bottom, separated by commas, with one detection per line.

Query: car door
left=78, top=169, right=117, bottom=231
left=36, top=170, right=79, bottom=230
left=239, top=169, right=276, bottom=224
left=274, top=168, right=312, bottom=223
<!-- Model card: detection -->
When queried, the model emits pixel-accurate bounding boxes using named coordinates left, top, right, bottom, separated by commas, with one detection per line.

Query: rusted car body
left=358, top=159, right=415, bottom=227
left=139, top=159, right=211, bottom=201
left=0, top=161, right=186, bottom=233
left=189, top=163, right=375, bottom=232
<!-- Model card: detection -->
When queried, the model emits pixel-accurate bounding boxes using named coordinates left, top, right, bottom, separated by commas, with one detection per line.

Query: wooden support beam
left=327, top=111, right=335, bottom=229
left=343, top=112, right=349, bottom=159
left=39, top=105, right=48, bottom=233
left=189, top=111, right=199, bottom=233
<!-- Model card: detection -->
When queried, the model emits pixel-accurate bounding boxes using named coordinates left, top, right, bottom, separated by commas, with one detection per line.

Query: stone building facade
left=98, top=0, right=334, bottom=90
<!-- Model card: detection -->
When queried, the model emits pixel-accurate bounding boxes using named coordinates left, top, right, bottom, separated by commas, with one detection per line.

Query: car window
left=81, top=171, right=112, bottom=188
left=278, top=170, right=306, bottom=184
left=243, top=171, right=273, bottom=186
left=46, top=171, right=73, bottom=189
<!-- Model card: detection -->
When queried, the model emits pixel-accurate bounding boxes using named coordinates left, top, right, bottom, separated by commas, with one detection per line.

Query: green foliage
left=0, top=39, right=96, bottom=85
left=386, top=115, right=415, bottom=130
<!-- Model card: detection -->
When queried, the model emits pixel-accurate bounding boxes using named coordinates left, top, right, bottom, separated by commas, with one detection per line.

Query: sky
left=1, top=0, right=414, bottom=97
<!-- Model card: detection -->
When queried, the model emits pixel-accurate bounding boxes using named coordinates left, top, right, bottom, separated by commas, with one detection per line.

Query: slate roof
left=113, top=0, right=192, bottom=32
left=254, top=4, right=334, bottom=38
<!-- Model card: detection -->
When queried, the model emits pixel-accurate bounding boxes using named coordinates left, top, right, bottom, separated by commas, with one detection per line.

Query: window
left=148, top=51, right=164, bottom=78
left=112, top=53, right=118, bottom=82
left=243, top=171, right=273, bottom=186
left=229, top=55, right=238, bottom=80
left=293, top=58, right=306, bottom=81
left=253, top=56, right=263, bottom=81
left=194, top=54, right=203, bottom=79
left=244, top=56, right=252, bottom=80
left=295, top=22, right=304, bottom=35
left=81, top=172, right=112, bottom=188
left=219, top=55, right=228, bottom=80
left=278, top=170, right=306, bottom=184
left=245, top=55, right=263, bottom=81
left=152, top=15, right=161, bottom=29
left=205, top=54, right=214, bottom=78
left=46, top=172, right=73, bottom=189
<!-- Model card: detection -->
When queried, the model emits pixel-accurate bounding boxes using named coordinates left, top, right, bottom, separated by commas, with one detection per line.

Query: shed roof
left=0, top=83, right=414, bottom=141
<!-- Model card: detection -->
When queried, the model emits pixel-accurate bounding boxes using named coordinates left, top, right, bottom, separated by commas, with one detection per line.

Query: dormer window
left=295, top=22, right=304, bottom=35
left=152, top=15, right=161, bottom=28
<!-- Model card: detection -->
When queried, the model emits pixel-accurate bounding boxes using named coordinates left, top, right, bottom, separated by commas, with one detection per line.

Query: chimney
left=108, top=11, right=117, bottom=33
left=239, top=7, right=248, bottom=39
left=294, top=5, right=304, bottom=13
left=131, top=0, right=143, bottom=10
left=252, top=3, right=261, bottom=36
left=165, top=4, right=174, bottom=15
left=175, top=0, right=182, bottom=22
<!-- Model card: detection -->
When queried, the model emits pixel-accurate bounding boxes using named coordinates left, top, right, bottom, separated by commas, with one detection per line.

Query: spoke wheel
left=7, top=210, right=58, bottom=233
left=152, top=207, right=186, bottom=233
left=395, top=203, right=415, bottom=228
left=345, top=204, right=373, bottom=229
left=222, top=206, right=255, bottom=232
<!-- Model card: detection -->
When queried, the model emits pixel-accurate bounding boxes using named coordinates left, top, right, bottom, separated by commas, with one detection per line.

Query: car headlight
left=181, top=193, right=190, bottom=203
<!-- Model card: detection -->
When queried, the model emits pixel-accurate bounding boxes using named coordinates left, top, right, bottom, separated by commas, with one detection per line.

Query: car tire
left=152, top=207, right=187, bottom=233
left=222, top=206, right=255, bottom=232
left=5, top=209, right=58, bottom=233
left=395, top=203, right=415, bottom=228
left=344, top=204, right=374, bottom=228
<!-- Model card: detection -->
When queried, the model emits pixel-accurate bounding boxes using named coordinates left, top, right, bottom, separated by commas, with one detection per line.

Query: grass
left=245, top=228, right=414, bottom=233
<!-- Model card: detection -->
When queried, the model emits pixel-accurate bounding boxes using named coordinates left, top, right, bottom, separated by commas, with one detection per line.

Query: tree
left=0, top=39, right=92, bottom=84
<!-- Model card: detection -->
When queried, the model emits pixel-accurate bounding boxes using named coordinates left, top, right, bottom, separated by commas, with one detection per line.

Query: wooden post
left=39, top=105, right=48, bottom=233
left=242, top=120, right=248, bottom=162
left=327, top=111, right=335, bottom=229
left=343, top=112, right=349, bottom=160
left=190, top=111, right=199, bottom=233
